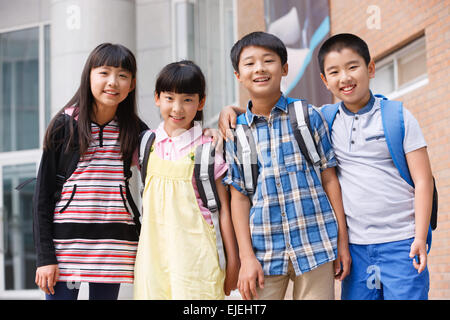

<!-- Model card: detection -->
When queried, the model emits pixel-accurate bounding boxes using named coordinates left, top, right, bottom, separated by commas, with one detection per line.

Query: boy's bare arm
left=216, top=177, right=240, bottom=295
left=321, top=167, right=351, bottom=280
left=230, top=186, right=264, bottom=300
left=406, top=147, right=433, bottom=273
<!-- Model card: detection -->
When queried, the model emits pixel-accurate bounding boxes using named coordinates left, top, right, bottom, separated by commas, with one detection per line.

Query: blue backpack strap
left=378, top=95, right=433, bottom=253
left=379, top=97, right=414, bottom=187
left=320, top=102, right=340, bottom=133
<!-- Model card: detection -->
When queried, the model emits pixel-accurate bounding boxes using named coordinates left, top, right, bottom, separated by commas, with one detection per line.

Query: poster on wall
left=265, top=0, right=332, bottom=107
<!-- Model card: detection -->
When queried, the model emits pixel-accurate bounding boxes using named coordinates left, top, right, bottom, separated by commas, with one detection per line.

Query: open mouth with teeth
left=253, top=76, right=271, bottom=83
left=169, top=115, right=185, bottom=122
left=340, top=84, right=356, bottom=94
left=104, top=90, right=119, bottom=96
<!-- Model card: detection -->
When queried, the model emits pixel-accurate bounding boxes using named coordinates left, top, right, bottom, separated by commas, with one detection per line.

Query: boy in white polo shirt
left=317, top=33, right=433, bottom=300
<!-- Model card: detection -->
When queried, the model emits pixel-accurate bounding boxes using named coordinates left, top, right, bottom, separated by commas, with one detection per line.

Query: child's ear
left=234, top=71, right=241, bottom=82
left=198, top=97, right=206, bottom=111
left=282, top=63, right=288, bottom=77
left=368, top=59, right=375, bottom=79
left=320, top=73, right=329, bottom=89
left=154, top=92, right=161, bottom=107
left=129, top=78, right=136, bottom=92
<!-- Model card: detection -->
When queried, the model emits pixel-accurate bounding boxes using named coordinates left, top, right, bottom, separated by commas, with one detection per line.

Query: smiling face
left=235, top=45, right=288, bottom=100
left=320, top=47, right=375, bottom=112
left=155, top=91, right=205, bottom=136
left=90, top=65, right=135, bottom=111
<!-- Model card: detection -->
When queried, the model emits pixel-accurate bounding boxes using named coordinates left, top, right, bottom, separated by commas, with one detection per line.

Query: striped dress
left=53, top=119, right=138, bottom=284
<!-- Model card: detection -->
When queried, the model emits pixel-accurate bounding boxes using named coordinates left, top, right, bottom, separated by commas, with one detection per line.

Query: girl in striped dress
left=33, top=43, right=148, bottom=300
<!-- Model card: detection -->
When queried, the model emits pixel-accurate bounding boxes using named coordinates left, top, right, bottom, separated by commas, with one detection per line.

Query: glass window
left=397, top=47, right=427, bottom=88
left=1, top=28, right=39, bottom=152
left=0, top=25, right=50, bottom=153
left=370, top=36, right=427, bottom=98
left=370, top=62, right=395, bottom=96
left=44, top=25, right=51, bottom=125
left=173, top=0, right=236, bottom=125
left=2, top=163, right=37, bottom=290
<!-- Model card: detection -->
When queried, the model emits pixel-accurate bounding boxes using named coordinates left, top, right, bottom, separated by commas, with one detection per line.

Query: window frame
left=0, top=21, right=49, bottom=298
left=372, top=36, right=428, bottom=99
left=171, top=0, right=238, bottom=126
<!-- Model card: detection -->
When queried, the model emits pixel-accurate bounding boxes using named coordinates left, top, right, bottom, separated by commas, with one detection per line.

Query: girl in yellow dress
left=134, top=60, right=239, bottom=299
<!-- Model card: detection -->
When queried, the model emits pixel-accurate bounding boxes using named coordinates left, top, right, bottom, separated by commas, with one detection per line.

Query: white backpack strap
left=235, top=124, right=255, bottom=196
left=195, top=142, right=226, bottom=270
left=293, top=100, right=321, bottom=166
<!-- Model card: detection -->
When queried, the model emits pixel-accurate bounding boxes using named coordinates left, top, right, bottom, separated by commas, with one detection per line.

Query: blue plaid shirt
left=223, top=94, right=338, bottom=276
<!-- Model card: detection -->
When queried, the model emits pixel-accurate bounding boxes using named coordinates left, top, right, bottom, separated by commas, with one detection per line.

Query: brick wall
left=329, top=0, right=450, bottom=299
left=236, top=0, right=266, bottom=107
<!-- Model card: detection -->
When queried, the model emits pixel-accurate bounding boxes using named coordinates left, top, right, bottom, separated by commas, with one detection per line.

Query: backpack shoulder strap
left=194, top=141, right=226, bottom=270
left=288, top=100, right=321, bottom=167
left=54, top=114, right=80, bottom=201
left=320, top=102, right=340, bottom=133
left=379, top=98, right=414, bottom=187
left=235, top=123, right=258, bottom=198
left=138, top=130, right=156, bottom=187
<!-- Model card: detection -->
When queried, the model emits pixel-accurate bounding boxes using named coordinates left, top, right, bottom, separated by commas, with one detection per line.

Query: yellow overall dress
left=134, top=148, right=225, bottom=299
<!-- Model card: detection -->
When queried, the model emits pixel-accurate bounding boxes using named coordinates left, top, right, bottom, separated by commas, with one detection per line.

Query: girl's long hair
left=44, top=43, right=141, bottom=163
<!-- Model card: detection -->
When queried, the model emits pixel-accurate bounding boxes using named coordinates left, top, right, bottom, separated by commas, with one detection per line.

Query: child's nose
left=339, top=71, right=352, bottom=82
left=255, top=61, right=266, bottom=72
left=107, top=75, right=119, bottom=86
left=172, top=101, right=183, bottom=113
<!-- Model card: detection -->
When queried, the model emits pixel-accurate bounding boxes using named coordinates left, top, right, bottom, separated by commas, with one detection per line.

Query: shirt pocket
left=281, top=141, right=303, bottom=172
left=119, top=185, right=131, bottom=214
left=59, top=184, right=77, bottom=213
left=365, top=132, right=386, bottom=142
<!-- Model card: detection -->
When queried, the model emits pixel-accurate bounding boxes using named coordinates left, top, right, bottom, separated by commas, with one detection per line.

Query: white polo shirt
left=330, top=93, right=427, bottom=244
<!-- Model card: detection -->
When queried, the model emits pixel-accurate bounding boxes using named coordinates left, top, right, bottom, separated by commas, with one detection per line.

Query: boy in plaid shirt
left=223, top=32, right=350, bottom=300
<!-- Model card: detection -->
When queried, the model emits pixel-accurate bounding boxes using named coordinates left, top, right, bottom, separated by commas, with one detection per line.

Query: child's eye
left=119, top=74, right=128, bottom=78
left=349, top=65, right=358, bottom=70
left=265, top=59, right=275, bottom=63
left=244, top=62, right=254, bottom=66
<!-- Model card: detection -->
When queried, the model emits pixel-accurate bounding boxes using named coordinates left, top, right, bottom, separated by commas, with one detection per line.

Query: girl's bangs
left=157, top=65, right=204, bottom=96
left=91, top=45, right=136, bottom=75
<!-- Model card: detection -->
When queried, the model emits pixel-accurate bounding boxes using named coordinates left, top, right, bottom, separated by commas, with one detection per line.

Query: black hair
left=318, top=33, right=371, bottom=75
left=155, top=60, right=206, bottom=122
left=44, top=43, right=140, bottom=163
left=230, top=31, right=288, bottom=72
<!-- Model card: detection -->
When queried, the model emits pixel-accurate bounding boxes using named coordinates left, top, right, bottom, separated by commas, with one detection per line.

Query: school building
left=0, top=0, right=448, bottom=299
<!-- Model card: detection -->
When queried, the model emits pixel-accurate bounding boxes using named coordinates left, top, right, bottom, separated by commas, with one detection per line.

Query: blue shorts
left=341, top=237, right=429, bottom=300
